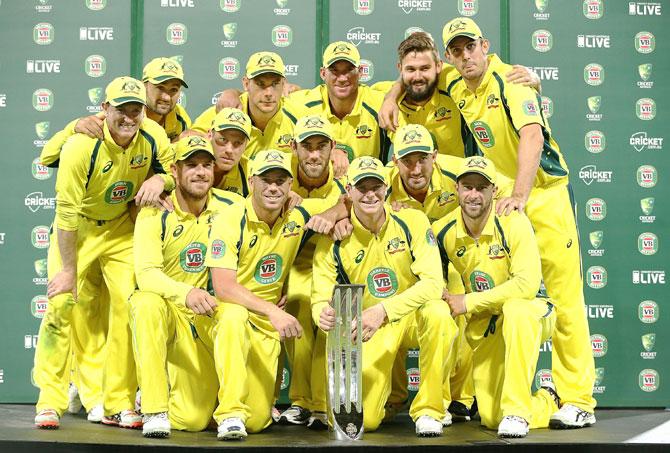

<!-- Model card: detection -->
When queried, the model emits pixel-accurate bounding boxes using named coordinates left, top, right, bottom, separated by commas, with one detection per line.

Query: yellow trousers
left=213, top=303, right=280, bottom=433
left=129, top=291, right=218, bottom=431
left=467, top=298, right=558, bottom=429
left=526, top=184, right=596, bottom=412
left=34, top=213, right=138, bottom=416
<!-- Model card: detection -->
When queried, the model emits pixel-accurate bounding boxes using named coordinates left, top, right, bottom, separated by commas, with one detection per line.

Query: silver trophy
left=327, top=284, right=364, bottom=440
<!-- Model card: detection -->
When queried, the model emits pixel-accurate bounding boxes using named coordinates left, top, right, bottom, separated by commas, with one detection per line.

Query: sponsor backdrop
left=0, top=0, right=666, bottom=407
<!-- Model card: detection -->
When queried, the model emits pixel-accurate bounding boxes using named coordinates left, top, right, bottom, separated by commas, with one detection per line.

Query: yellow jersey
left=162, top=103, right=191, bottom=141
left=215, top=155, right=250, bottom=197
left=190, top=105, right=216, bottom=135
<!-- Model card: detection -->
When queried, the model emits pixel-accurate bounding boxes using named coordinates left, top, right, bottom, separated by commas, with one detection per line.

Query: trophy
left=327, top=284, right=364, bottom=440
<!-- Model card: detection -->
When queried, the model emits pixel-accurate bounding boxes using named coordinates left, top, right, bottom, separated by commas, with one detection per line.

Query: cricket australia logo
left=129, top=154, right=148, bottom=169
left=448, top=20, right=469, bottom=34
left=258, top=54, right=277, bottom=68
left=355, top=124, right=373, bottom=139
left=122, top=80, right=142, bottom=94
left=402, top=128, right=422, bottom=144
left=282, top=220, right=301, bottom=238
left=357, top=157, right=378, bottom=170
left=367, top=267, right=398, bottom=298
left=434, top=107, right=451, bottom=122
left=254, top=253, right=283, bottom=284
left=488, top=244, right=504, bottom=259
left=386, top=236, right=406, bottom=254
left=188, top=136, right=208, bottom=147
left=180, top=242, right=206, bottom=273
left=305, top=116, right=325, bottom=128
left=161, top=61, right=179, bottom=74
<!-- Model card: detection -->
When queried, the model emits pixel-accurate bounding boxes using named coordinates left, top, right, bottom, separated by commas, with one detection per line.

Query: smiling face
left=104, top=101, right=144, bottom=146
left=171, top=151, right=215, bottom=201
left=395, top=151, right=436, bottom=196
left=243, top=73, right=284, bottom=115
left=293, top=134, right=333, bottom=180
left=210, top=128, right=248, bottom=173
left=144, top=79, right=182, bottom=116
left=348, top=177, right=386, bottom=218
left=446, top=36, right=490, bottom=83
left=320, top=60, right=361, bottom=101
left=250, top=168, right=292, bottom=213
left=399, top=50, right=440, bottom=103
left=456, top=173, right=496, bottom=221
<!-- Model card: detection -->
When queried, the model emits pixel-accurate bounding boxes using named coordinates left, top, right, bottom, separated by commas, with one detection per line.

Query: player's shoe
left=448, top=401, right=471, bottom=422
left=87, top=404, right=104, bottom=423
left=67, top=384, right=83, bottom=414
left=441, top=411, right=453, bottom=427
left=142, top=412, right=171, bottom=438
left=217, top=417, right=247, bottom=440
left=498, top=415, right=529, bottom=438
left=135, top=389, right=142, bottom=414
left=540, top=381, right=560, bottom=408
left=307, top=411, right=328, bottom=430
left=102, top=409, right=143, bottom=429
left=549, top=404, right=596, bottom=429
left=415, top=415, right=443, bottom=437
left=35, top=409, right=59, bottom=429
left=278, top=405, right=311, bottom=425
left=382, top=400, right=408, bottom=422
left=271, top=406, right=281, bottom=423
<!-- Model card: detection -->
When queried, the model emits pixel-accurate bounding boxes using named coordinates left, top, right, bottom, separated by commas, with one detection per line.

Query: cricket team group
left=32, top=17, right=597, bottom=441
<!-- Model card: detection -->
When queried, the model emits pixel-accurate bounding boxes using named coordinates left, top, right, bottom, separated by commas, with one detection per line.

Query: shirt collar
left=455, top=206, right=496, bottom=239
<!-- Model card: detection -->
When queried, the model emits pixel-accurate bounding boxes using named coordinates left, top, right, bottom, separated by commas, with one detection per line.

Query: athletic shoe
left=307, top=411, right=328, bottom=430
left=142, top=412, right=171, bottom=438
left=217, top=417, right=247, bottom=440
left=448, top=401, right=471, bottom=422
left=87, top=404, right=104, bottom=423
left=415, top=415, right=443, bottom=437
left=498, top=415, right=529, bottom=438
left=67, top=384, right=83, bottom=414
left=382, top=400, right=408, bottom=422
left=541, top=381, right=560, bottom=408
left=549, top=404, right=596, bottom=429
left=135, top=389, right=142, bottom=414
left=441, top=411, right=453, bottom=427
left=278, top=405, right=311, bottom=425
left=271, top=406, right=281, bottom=423
left=102, top=410, right=143, bottom=429
left=35, top=409, right=59, bottom=429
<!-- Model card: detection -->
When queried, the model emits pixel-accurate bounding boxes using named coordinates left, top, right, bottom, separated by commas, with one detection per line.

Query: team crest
left=282, top=221, right=301, bottom=238
left=121, top=80, right=141, bottom=94
left=386, top=237, right=406, bottom=254
left=488, top=244, right=504, bottom=259
left=129, top=154, right=147, bottom=169
left=305, top=116, right=325, bottom=128
left=438, top=191, right=455, bottom=206
left=434, top=107, right=451, bottom=122
left=355, top=124, right=372, bottom=139
left=486, top=94, right=500, bottom=109
left=402, top=128, right=422, bottom=144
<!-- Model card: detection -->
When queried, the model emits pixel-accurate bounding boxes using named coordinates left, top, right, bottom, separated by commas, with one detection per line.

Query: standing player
left=433, top=156, right=559, bottom=438
left=130, top=136, right=243, bottom=438
left=443, top=17, right=596, bottom=428
left=312, top=157, right=458, bottom=436
left=205, top=150, right=346, bottom=440
left=34, top=77, right=174, bottom=429
left=209, top=107, right=253, bottom=197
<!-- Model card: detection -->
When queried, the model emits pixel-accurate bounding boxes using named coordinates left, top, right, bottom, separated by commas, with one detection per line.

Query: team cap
left=251, top=150, right=293, bottom=177
left=393, top=124, right=435, bottom=159
left=174, top=135, right=215, bottom=162
left=212, top=107, right=252, bottom=139
left=293, top=115, right=333, bottom=142
left=456, top=156, right=497, bottom=185
left=104, top=76, right=146, bottom=106
left=245, top=51, right=285, bottom=78
left=348, top=157, right=387, bottom=186
left=442, top=17, right=483, bottom=49
left=322, top=41, right=361, bottom=68
left=142, top=57, right=188, bottom=88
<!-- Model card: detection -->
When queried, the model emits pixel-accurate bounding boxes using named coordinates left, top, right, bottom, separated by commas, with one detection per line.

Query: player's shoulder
left=391, top=207, right=429, bottom=228
left=432, top=209, right=459, bottom=237
left=359, top=84, right=385, bottom=109
left=435, top=155, right=462, bottom=179
left=140, top=117, right=169, bottom=140
left=60, top=133, right=98, bottom=160
left=289, top=85, right=324, bottom=108
left=136, top=205, right=163, bottom=222
left=493, top=209, right=532, bottom=233
left=211, top=188, right=245, bottom=207
left=173, top=103, right=189, bottom=117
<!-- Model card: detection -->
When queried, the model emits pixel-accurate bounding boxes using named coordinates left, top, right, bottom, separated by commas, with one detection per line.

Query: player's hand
left=74, top=114, right=105, bottom=140
left=185, top=288, right=218, bottom=316
left=445, top=293, right=467, bottom=316
left=157, top=192, right=174, bottom=212
left=318, top=305, right=336, bottom=332
left=216, top=90, right=242, bottom=110
left=47, top=269, right=77, bottom=301
left=285, top=191, right=303, bottom=211
left=283, top=82, right=301, bottom=96
left=506, top=65, right=542, bottom=91
left=276, top=294, right=288, bottom=310
left=135, top=175, right=168, bottom=209
left=305, top=211, right=337, bottom=235
left=331, top=148, right=349, bottom=179
left=330, top=218, right=353, bottom=241
left=496, top=194, right=527, bottom=216
left=390, top=200, right=409, bottom=212
left=353, top=304, right=387, bottom=342
left=269, top=306, right=302, bottom=340
left=379, top=96, right=400, bottom=132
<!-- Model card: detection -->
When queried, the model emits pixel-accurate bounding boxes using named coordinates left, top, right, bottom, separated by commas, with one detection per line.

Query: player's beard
left=404, top=77, right=437, bottom=104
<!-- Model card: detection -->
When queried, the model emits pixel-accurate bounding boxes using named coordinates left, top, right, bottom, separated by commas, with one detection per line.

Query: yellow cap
left=348, top=157, right=387, bottom=186
left=142, top=57, right=188, bottom=88
left=456, top=156, right=496, bottom=185
left=442, top=17, right=483, bottom=49
left=245, top=51, right=285, bottom=78
left=322, top=41, right=360, bottom=68
left=393, top=124, right=435, bottom=159
left=174, top=135, right=215, bottom=162
left=104, top=76, right=146, bottom=106
left=251, top=150, right=293, bottom=177
left=212, top=107, right=252, bottom=139
left=293, top=115, right=333, bottom=142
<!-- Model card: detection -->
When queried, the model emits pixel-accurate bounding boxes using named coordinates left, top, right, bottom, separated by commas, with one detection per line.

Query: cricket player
left=278, top=115, right=346, bottom=428
left=433, top=156, right=559, bottom=437
left=443, top=17, right=596, bottom=428
left=312, top=156, right=458, bottom=436
left=205, top=150, right=346, bottom=440
left=209, top=107, right=253, bottom=197
left=34, top=77, right=174, bottom=429
left=190, top=52, right=298, bottom=159
left=289, top=42, right=390, bottom=175
left=130, top=136, right=243, bottom=438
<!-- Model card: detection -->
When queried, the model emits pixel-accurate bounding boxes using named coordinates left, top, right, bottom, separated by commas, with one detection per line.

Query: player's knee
left=215, top=303, right=249, bottom=326
left=129, top=291, right=166, bottom=319
left=246, top=414, right=271, bottom=433
left=170, top=411, right=210, bottom=432
left=363, top=411, right=383, bottom=432
left=502, top=299, right=530, bottom=321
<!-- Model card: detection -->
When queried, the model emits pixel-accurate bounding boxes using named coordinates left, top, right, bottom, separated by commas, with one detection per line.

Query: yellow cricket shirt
left=55, top=118, right=174, bottom=231
left=311, top=207, right=443, bottom=324
left=190, top=105, right=216, bottom=134
left=134, top=189, right=244, bottom=315
left=445, top=54, right=569, bottom=189
left=163, top=103, right=192, bottom=141
left=205, top=197, right=322, bottom=339
left=216, top=155, right=250, bottom=197
left=432, top=208, right=543, bottom=315
left=289, top=84, right=391, bottom=163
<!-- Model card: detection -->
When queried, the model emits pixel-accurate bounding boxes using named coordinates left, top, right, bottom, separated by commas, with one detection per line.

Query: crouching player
left=312, top=157, right=458, bottom=437
left=432, top=156, right=558, bottom=438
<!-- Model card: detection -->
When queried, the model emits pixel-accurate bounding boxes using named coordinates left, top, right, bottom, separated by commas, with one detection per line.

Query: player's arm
left=135, top=125, right=175, bottom=209
left=464, top=213, right=542, bottom=314
left=311, top=235, right=338, bottom=331
left=302, top=196, right=351, bottom=236
left=187, top=106, right=216, bottom=135
left=40, top=114, right=105, bottom=167
left=378, top=79, right=403, bottom=131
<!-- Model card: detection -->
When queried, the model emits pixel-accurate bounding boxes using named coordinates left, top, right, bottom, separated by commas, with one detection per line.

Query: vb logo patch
left=470, top=270, right=494, bottom=292
left=180, top=242, right=206, bottom=273
left=367, top=267, right=398, bottom=298
left=254, top=253, right=283, bottom=284
left=104, top=181, right=134, bottom=204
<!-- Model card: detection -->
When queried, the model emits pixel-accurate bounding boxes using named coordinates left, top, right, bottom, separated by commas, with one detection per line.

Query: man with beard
left=130, top=136, right=243, bottom=438
left=278, top=115, right=346, bottom=428
left=34, top=77, right=174, bottom=429
left=432, top=156, right=558, bottom=438
left=209, top=107, right=253, bottom=197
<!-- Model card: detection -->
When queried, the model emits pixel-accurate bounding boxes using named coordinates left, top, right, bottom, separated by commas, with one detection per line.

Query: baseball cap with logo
left=348, top=157, right=387, bottom=186
left=174, top=135, right=215, bottom=161
left=393, top=124, right=435, bottom=159
left=293, top=115, right=333, bottom=142
left=251, top=150, right=293, bottom=177
left=212, top=107, right=252, bottom=139
left=245, top=51, right=285, bottom=78
left=456, top=156, right=496, bottom=185
left=442, top=17, right=483, bottom=49
left=105, top=76, right=146, bottom=106
left=142, top=57, right=188, bottom=88
left=322, top=41, right=361, bottom=68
